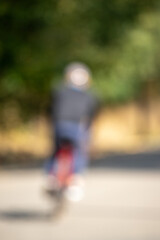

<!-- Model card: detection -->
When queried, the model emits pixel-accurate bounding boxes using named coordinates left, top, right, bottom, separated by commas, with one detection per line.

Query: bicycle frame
left=55, top=142, right=74, bottom=187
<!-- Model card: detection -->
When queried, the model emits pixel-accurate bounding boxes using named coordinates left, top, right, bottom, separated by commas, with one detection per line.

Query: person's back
left=53, top=84, right=97, bottom=128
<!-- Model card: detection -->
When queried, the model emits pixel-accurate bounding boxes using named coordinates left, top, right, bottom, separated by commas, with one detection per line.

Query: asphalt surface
left=0, top=152, right=160, bottom=240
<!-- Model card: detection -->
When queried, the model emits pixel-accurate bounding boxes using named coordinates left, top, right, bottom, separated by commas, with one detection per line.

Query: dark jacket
left=52, top=85, right=98, bottom=128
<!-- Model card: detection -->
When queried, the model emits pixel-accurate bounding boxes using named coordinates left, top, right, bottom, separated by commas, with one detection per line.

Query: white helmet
left=64, top=62, right=91, bottom=89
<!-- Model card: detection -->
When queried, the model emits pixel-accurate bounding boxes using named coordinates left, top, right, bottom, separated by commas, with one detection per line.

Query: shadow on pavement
left=0, top=209, right=52, bottom=222
left=90, top=150, right=160, bottom=171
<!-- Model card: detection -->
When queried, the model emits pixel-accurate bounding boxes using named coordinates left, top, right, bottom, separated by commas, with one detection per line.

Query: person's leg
left=45, top=125, right=60, bottom=175
left=73, top=128, right=90, bottom=174
left=66, top=129, right=89, bottom=202
left=46, top=122, right=89, bottom=182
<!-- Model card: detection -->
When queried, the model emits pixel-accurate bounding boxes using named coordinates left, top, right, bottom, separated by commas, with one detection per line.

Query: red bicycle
left=45, top=139, right=83, bottom=217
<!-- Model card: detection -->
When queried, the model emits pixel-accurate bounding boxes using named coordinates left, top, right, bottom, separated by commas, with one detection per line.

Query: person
left=46, top=62, right=98, bottom=200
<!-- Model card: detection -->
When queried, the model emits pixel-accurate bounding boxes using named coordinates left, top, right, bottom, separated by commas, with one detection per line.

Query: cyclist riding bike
left=46, top=62, right=98, bottom=201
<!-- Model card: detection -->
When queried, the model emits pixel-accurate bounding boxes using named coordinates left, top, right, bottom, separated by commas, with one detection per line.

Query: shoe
left=65, top=174, right=85, bottom=202
left=44, top=174, right=59, bottom=193
left=65, top=185, right=84, bottom=202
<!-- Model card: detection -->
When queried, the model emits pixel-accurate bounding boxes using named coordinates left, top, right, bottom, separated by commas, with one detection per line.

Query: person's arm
left=87, top=94, right=100, bottom=128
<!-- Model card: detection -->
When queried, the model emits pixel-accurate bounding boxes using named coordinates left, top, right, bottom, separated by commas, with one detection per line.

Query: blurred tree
left=0, top=0, right=160, bottom=119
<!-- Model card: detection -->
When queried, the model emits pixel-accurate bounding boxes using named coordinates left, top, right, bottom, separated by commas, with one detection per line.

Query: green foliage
left=0, top=0, right=160, bottom=115
left=94, top=10, right=160, bottom=103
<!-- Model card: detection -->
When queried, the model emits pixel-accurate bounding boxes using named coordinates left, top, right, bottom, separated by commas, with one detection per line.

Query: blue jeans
left=46, top=121, right=89, bottom=174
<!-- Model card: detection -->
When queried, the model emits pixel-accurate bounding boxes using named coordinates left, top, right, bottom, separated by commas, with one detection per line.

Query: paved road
left=0, top=153, right=160, bottom=240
